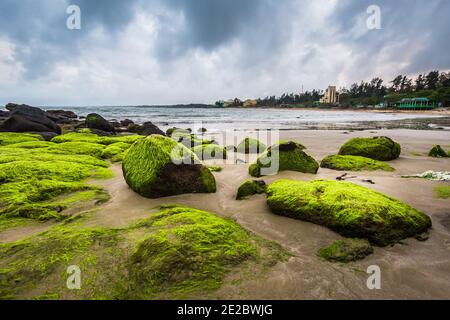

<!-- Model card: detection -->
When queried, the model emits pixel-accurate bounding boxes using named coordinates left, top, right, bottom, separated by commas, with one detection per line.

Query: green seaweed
left=0, top=133, right=44, bottom=146
left=266, top=179, right=432, bottom=246
left=0, top=133, right=113, bottom=222
left=122, top=135, right=216, bottom=198
left=318, top=238, right=373, bottom=262
left=338, top=136, right=401, bottom=161
left=320, top=155, right=394, bottom=171
left=207, top=166, right=223, bottom=172
left=428, top=145, right=448, bottom=158
left=236, top=180, right=267, bottom=200
left=434, top=185, right=450, bottom=199
left=0, top=205, right=288, bottom=300
left=249, top=141, right=318, bottom=177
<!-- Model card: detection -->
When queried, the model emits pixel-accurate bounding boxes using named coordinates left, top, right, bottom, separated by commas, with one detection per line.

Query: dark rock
left=141, top=122, right=165, bottom=136
left=110, top=121, right=121, bottom=128
left=5, top=103, right=19, bottom=111
left=127, top=124, right=143, bottom=134
left=46, top=109, right=77, bottom=120
left=0, top=110, right=9, bottom=118
left=128, top=122, right=165, bottom=136
left=0, top=104, right=61, bottom=134
left=32, top=132, right=59, bottom=141
left=85, top=113, right=115, bottom=133
left=120, top=119, right=134, bottom=127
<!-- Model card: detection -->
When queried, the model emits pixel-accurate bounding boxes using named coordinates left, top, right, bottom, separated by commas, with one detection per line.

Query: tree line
left=216, top=70, right=450, bottom=108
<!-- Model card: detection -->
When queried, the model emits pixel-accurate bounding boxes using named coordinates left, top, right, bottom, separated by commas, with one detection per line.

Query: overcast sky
left=0, top=0, right=449, bottom=106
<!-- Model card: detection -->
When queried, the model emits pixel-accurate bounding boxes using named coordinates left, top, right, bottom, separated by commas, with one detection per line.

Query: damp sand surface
left=3, top=129, right=450, bottom=299
left=84, top=129, right=450, bottom=299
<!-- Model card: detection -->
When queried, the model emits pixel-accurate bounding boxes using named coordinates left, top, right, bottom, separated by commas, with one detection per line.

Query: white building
left=320, top=86, right=338, bottom=104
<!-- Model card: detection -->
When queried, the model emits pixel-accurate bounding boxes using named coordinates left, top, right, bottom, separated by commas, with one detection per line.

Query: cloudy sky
left=0, top=0, right=449, bottom=106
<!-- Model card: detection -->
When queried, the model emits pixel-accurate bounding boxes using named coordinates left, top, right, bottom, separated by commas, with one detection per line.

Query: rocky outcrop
left=122, top=135, right=216, bottom=198
left=339, top=136, right=401, bottom=161
left=0, top=104, right=61, bottom=134
left=85, top=113, right=115, bottom=133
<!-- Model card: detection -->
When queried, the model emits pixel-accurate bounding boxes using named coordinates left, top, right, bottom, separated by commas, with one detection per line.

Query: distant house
left=320, top=86, right=338, bottom=104
left=395, top=98, right=435, bottom=110
left=243, top=99, right=258, bottom=107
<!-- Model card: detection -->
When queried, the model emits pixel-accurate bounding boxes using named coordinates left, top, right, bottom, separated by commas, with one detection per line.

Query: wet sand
left=86, top=129, right=450, bottom=299
left=2, top=129, right=450, bottom=299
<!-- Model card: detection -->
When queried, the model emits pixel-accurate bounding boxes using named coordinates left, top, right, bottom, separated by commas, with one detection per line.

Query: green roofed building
left=395, top=98, right=435, bottom=110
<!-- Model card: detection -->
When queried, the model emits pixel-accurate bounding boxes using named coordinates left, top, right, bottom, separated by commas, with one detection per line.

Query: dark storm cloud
left=0, top=0, right=140, bottom=77
left=331, top=0, right=450, bottom=75
left=150, top=0, right=295, bottom=65
left=0, top=0, right=449, bottom=105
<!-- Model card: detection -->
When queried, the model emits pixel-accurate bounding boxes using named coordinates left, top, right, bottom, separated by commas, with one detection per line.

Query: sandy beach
left=3, top=129, right=447, bottom=299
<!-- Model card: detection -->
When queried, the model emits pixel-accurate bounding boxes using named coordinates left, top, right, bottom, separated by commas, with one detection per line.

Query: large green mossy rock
left=237, top=137, right=267, bottom=154
left=339, top=136, right=401, bottom=161
left=266, top=179, right=431, bottom=246
left=318, top=238, right=373, bottom=262
left=428, top=145, right=448, bottom=158
left=122, top=135, right=216, bottom=198
left=0, top=132, right=44, bottom=146
left=0, top=133, right=112, bottom=221
left=0, top=205, right=288, bottom=299
left=249, top=141, right=318, bottom=177
left=320, top=155, right=394, bottom=171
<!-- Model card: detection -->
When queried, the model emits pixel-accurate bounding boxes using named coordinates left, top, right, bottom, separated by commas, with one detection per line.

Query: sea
left=45, top=105, right=443, bottom=132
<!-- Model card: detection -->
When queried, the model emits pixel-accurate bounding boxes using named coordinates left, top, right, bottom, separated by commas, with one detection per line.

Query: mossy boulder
left=428, top=145, right=448, bottom=158
left=122, top=135, right=216, bottom=198
left=0, top=134, right=112, bottom=221
left=0, top=132, right=44, bottom=146
left=249, top=141, right=318, bottom=177
left=236, top=180, right=267, bottom=200
left=127, top=205, right=286, bottom=297
left=318, top=238, right=373, bottom=262
left=237, top=137, right=267, bottom=154
left=0, top=205, right=288, bottom=299
left=266, top=179, right=432, bottom=246
left=192, top=144, right=227, bottom=160
left=320, top=155, right=394, bottom=171
left=339, top=136, right=401, bottom=161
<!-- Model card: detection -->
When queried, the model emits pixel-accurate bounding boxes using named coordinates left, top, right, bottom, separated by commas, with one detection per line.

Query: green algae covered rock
left=318, top=238, right=373, bottom=262
left=192, top=144, right=227, bottom=160
left=0, top=134, right=113, bottom=221
left=51, top=131, right=143, bottom=146
left=249, top=141, right=318, bottom=177
left=428, top=145, right=448, bottom=158
left=0, top=132, right=44, bottom=146
left=266, top=179, right=432, bottom=246
left=122, top=135, right=216, bottom=198
left=339, top=136, right=401, bottom=161
left=101, top=142, right=131, bottom=162
left=237, top=137, right=267, bottom=154
left=236, top=180, right=267, bottom=200
left=320, top=155, right=394, bottom=172
left=0, top=205, right=288, bottom=300
left=127, top=205, right=284, bottom=298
